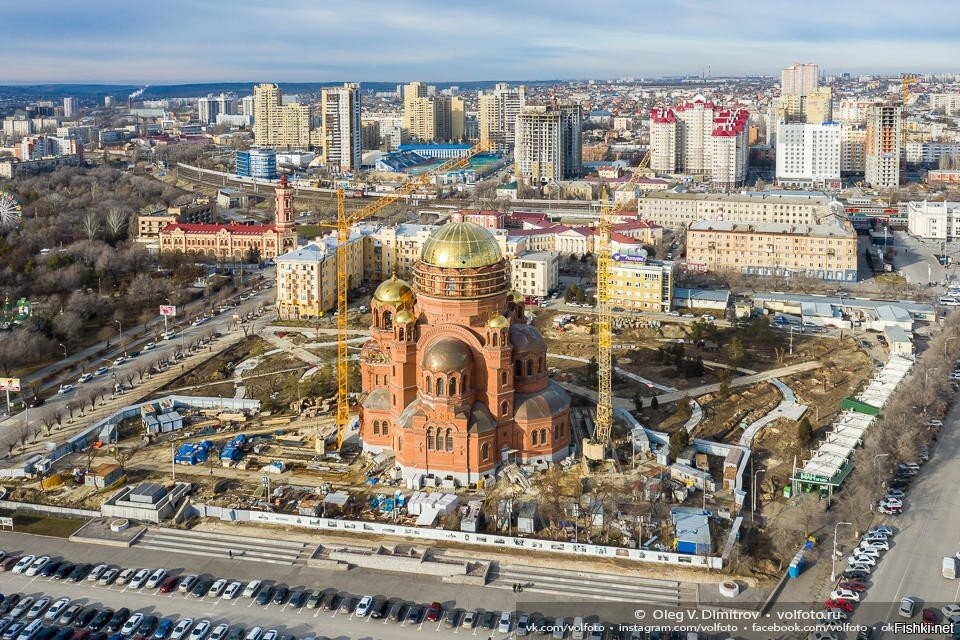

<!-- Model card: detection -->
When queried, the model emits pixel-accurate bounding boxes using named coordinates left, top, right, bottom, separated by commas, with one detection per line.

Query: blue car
left=153, top=621, right=174, bottom=640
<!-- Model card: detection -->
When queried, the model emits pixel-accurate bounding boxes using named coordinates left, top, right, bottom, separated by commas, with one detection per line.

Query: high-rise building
left=514, top=104, right=583, bottom=183
left=62, top=97, right=75, bottom=119
left=402, top=81, right=428, bottom=134
left=321, top=83, right=361, bottom=171
left=253, top=83, right=312, bottom=150
left=775, top=122, right=842, bottom=189
left=929, top=93, right=960, bottom=116
left=240, top=95, right=255, bottom=117
left=840, top=124, right=866, bottom=174
left=361, top=120, right=381, bottom=151
left=648, top=97, right=749, bottom=188
left=781, top=63, right=819, bottom=96
left=864, top=102, right=902, bottom=189
left=478, top=83, right=527, bottom=149
left=405, top=91, right=464, bottom=143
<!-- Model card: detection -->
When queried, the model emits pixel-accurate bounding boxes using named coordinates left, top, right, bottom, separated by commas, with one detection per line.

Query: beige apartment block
left=275, top=236, right=365, bottom=320
left=606, top=259, right=675, bottom=312
left=635, top=191, right=833, bottom=229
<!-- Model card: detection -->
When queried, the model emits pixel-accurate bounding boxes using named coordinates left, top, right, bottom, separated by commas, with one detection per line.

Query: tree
left=82, top=212, right=102, bottom=241
left=668, top=428, right=689, bottom=462
left=113, top=446, right=134, bottom=472
left=797, top=416, right=814, bottom=446
left=105, top=206, right=130, bottom=240
left=727, top=336, right=746, bottom=368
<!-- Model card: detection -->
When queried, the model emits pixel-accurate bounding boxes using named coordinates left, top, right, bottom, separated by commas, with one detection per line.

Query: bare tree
left=105, top=206, right=130, bottom=240
left=85, top=390, right=98, bottom=411
left=113, top=446, right=135, bottom=472
left=66, top=400, right=80, bottom=420
left=40, top=411, right=56, bottom=436
left=85, top=446, right=99, bottom=471
left=82, top=212, right=102, bottom=241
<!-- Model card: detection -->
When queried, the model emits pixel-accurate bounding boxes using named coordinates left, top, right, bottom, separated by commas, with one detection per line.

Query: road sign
left=0, top=377, right=20, bottom=392
left=159, top=305, right=177, bottom=317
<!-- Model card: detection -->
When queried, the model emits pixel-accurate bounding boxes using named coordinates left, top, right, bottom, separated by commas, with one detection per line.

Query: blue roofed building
left=398, top=143, right=473, bottom=159
left=375, top=150, right=431, bottom=173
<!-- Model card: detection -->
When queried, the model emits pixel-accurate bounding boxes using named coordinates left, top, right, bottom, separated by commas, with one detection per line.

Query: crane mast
left=583, top=149, right=652, bottom=461
left=320, top=143, right=489, bottom=453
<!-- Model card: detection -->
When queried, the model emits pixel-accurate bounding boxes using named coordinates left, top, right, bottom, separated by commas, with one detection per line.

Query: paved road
left=851, top=386, right=960, bottom=636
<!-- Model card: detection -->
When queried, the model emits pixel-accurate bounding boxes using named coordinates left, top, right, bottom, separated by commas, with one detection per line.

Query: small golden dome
left=373, top=275, right=415, bottom=304
left=421, top=338, right=473, bottom=372
left=420, top=221, right=503, bottom=269
left=509, top=290, right=524, bottom=303
left=395, top=309, right=415, bottom=324
left=487, top=314, right=510, bottom=329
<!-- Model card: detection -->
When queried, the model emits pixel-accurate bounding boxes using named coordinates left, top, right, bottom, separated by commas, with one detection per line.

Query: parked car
left=878, top=505, right=903, bottom=515
left=145, top=568, right=167, bottom=589
left=222, top=583, right=242, bottom=601
left=129, top=569, right=151, bottom=589
left=208, top=580, right=228, bottom=599
left=178, top=575, right=198, bottom=594
left=43, top=600, right=70, bottom=624
left=105, top=609, right=130, bottom=633
left=425, top=602, right=442, bottom=623
left=824, top=599, right=854, bottom=613
left=498, top=611, right=513, bottom=633
left=25, top=599, right=49, bottom=621
left=157, top=577, right=179, bottom=594
left=241, top=581, right=261, bottom=599
left=25, top=556, right=50, bottom=577
left=119, top=614, right=144, bottom=638
left=406, top=606, right=423, bottom=624
left=115, top=569, right=135, bottom=586
left=355, top=596, right=373, bottom=618
left=151, top=620, right=173, bottom=640
left=829, top=589, right=862, bottom=602
left=461, top=610, right=477, bottom=629
left=860, top=538, right=890, bottom=551
left=169, top=621, right=193, bottom=640
left=899, top=597, right=916, bottom=618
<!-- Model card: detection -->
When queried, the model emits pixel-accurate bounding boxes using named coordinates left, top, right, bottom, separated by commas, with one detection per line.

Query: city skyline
left=5, top=0, right=960, bottom=84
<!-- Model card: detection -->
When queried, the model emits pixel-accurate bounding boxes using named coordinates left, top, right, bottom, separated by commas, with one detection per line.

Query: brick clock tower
left=275, top=175, right=295, bottom=232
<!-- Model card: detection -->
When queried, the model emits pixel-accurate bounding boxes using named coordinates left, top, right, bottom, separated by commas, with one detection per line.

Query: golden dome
left=395, top=309, right=415, bottom=324
left=420, top=221, right=503, bottom=269
left=373, top=275, right=415, bottom=305
left=487, top=314, right=510, bottom=329
left=421, top=338, right=473, bottom=372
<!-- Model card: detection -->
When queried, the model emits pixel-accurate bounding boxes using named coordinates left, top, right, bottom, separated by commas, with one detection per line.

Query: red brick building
left=358, top=221, right=572, bottom=486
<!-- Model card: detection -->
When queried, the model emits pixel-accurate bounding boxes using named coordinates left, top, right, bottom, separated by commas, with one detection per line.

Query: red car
left=838, top=581, right=867, bottom=593
left=158, top=575, right=180, bottom=594
left=825, top=599, right=855, bottom=613
left=922, top=608, right=938, bottom=628
left=425, top=602, right=442, bottom=622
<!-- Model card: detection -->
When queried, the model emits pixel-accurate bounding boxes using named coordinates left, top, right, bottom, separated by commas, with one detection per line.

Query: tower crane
left=319, top=142, right=490, bottom=453
left=583, top=148, right=652, bottom=462
left=900, top=74, right=919, bottom=106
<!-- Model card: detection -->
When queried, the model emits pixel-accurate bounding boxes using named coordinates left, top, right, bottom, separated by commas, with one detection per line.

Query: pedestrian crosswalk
left=134, top=527, right=308, bottom=565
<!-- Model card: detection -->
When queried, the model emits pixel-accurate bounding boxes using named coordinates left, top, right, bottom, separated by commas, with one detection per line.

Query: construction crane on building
left=900, top=74, right=919, bottom=107
left=319, top=143, right=489, bottom=453
left=582, top=148, right=652, bottom=462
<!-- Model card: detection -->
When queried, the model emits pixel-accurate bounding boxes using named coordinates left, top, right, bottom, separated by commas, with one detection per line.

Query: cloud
left=2, top=0, right=959, bottom=83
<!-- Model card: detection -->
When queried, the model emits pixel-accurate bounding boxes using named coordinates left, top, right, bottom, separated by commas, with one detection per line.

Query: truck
left=943, top=556, right=957, bottom=579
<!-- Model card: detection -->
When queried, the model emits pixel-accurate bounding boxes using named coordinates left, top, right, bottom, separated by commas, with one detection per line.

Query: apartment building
left=687, top=220, right=857, bottom=281
left=403, top=81, right=464, bottom=143
left=321, top=83, right=361, bottom=171
left=648, top=97, right=749, bottom=188
left=905, top=201, right=960, bottom=240
left=635, top=191, right=833, bottom=228
left=512, top=252, right=559, bottom=298
left=197, top=94, right=236, bottom=125
left=929, top=93, right=960, bottom=116
left=904, top=141, right=960, bottom=165
left=514, top=104, right=582, bottom=183
left=864, top=102, right=902, bottom=189
left=781, top=63, right=819, bottom=96
left=62, top=97, right=75, bottom=119
left=607, top=259, right=675, bottom=312
left=840, top=124, right=866, bottom=173
left=478, top=83, right=527, bottom=149
left=253, top=83, right=312, bottom=149
left=775, top=122, right=842, bottom=189
left=275, top=235, right=365, bottom=320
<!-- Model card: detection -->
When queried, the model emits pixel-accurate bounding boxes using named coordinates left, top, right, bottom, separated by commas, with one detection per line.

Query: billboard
left=0, top=377, right=20, bottom=392
left=159, top=305, right=177, bottom=317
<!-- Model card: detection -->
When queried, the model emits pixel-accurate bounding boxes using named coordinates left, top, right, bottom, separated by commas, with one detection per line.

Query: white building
left=511, top=252, right=559, bottom=298
left=840, top=124, right=866, bottom=174
left=904, top=142, right=960, bottom=165
left=929, top=93, right=960, bottom=116
left=775, top=122, right=841, bottom=189
left=62, top=97, right=75, bottom=119
left=864, top=103, right=901, bottom=189
left=781, top=63, right=819, bottom=96
left=478, top=83, right=527, bottom=149
left=635, top=191, right=833, bottom=229
left=905, top=201, right=960, bottom=240
left=197, top=94, right=236, bottom=125
left=321, top=83, right=362, bottom=171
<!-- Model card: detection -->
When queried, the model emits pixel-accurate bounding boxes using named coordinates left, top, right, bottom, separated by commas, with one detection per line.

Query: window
left=445, top=428, right=454, bottom=451
left=532, top=430, right=539, bottom=446
left=463, top=373, right=469, bottom=390
left=436, top=378, right=443, bottom=396
left=526, top=359, right=533, bottom=376
left=491, top=333, right=498, bottom=347
left=382, top=422, right=389, bottom=436
left=373, top=420, right=380, bottom=435
left=500, top=400, right=508, bottom=416
left=515, top=361, right=521, bottom=377
left=501, top=371, right=508, bottom=386
left=481, top=442, right=490, bottom=462
left=449, top=378, right=457, bottom=395
left=426, top=427, right=435, bottom=450
left=540, top=428, right=548, bottom=445
left=426, top=375, right=431, bottom=392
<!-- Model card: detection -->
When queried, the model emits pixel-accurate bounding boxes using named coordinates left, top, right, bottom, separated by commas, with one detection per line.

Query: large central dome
left=420, top=221, right=503, bottom=269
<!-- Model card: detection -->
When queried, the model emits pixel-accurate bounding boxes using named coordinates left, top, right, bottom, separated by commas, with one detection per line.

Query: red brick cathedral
left=358, top=221, right=572, bottom=485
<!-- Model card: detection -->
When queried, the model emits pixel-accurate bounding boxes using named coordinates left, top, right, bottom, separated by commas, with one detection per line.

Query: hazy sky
left=4, top=0, right=958, bottom=83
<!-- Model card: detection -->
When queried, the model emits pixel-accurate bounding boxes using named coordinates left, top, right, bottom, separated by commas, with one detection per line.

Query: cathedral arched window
left=383, top=311, right=393, bottom=330
left=373, top=420, right=380, bottom=435
left=540, top=428, right=548, bottom=445
left=436, top=378, right=443, bottom=396
left=538, top=358, right=543, bottom=373
left=445, top=428, right=454, bottom=451
left=382, top=422, right=389, bottom=436
left=398, top=327, right=404, bottom=341
left=426, top=427, right=435, bottom=450
left=446, top=277, right=456, bottom=295
left=515, top=361, right=522, bottom=377
left=463, top=373, right=469, bottom=390
left=526, top=359, right=533, bottom=376
left=501, top=371, right=508, bottom=386
left=531, top=430, right=539, bottom=446
left=500, top=400, right=508, bottom=416
left=491, top=334, right=498, bottom=347
left=481, top=442, right=490, bottom=462
left=449, top=378, right=457, bottom=396
left=426, top=375, right=432, bottom=392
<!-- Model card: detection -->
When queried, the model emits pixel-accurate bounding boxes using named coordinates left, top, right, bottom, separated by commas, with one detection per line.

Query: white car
left=87, top=564, right=109, bottom=582
left=25, top=599, right=49, bottom=621
left=241, top=580, right=262, bottom=599
left=178, top=575, right=199, bottom=593
left=57, top=384, right=74, bottom=395
left=208, top=579, right=228, bottom=598
left=355, top=596, right=373, bottom=618
left=878, top=497, right=903, bottom=509
left=222, top=582, right=243, bottom=600
left=929, top=419, right=944, bottom=428
left=143, top=342, right=157, bottom=351
left=145, top=568, right=167, bottom=589
left=161, top=331, right=176, bottom=340
left=847, top=562, right=873, bottom=574
left=121, top=613, right=144, bottom=637
left=498, top=611, right=513, bottom=633
left=129, top=568, right=151, bottom=589
left=77, top=373, right=93, bottom=384
left=884, top=488, right=905, bottom=499
left=260, top=632, right=276, bottom=640
left=188, top=620, right=211, bottom=640
left=847, top=554, right=877, bottom=567
left=11, top=555, right=35, bottom=574
left=24, top=556, right=49, bottom=577
left=860, top=538, right=890, bottom=551
left=116, top=568, right=136, bottom=585
left=942, top=604, right=960, bottom=619
left=170, top=619, right=193, bottom=640
left=208, top=625, right=228, bottom=640
left=244, top=628, right=263, bottom=640
left=868, top=526, right=893, bottom=537
left=10, top=597, right=34, bottom=618
left=854, top=545, right=881, bottom=558
left=43, top=599, right=70, bottom=623
left=829, top=589, right=862, bottom=602
left=99, top=568, right=119, bottom=585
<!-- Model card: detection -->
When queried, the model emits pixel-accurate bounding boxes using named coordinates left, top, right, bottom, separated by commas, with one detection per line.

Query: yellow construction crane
left=901, top=74, right=919, bottom=106
left=583, top=148, right=652, bottom=461
left=320, top=142, right=489, bottom=453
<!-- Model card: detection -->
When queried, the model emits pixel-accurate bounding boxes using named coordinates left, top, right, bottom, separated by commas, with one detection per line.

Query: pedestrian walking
left=228, top=549, right=233, bottom=559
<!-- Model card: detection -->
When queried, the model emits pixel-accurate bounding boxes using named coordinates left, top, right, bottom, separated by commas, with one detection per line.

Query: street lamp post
left=831, top=521, right=853, bottom=581
left=115, top=320, right=124, bottom=355
left=874, top=453, right=890, bottom=487
left=58, top=343, right=67, bottom=360
left=752, top=468, right=766, bottom=518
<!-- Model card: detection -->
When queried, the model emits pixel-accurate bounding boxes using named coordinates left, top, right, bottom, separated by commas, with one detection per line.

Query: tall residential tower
left=321, top=83, right=362, bottom=171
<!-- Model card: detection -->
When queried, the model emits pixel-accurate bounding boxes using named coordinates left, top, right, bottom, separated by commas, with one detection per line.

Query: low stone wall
left=0, top=499, right=99, bottom=519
